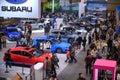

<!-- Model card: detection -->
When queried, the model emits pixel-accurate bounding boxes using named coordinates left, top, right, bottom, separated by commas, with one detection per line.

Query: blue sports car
left=33, top=36, right=71, bottom=53
left=2, top=26, right=21, bottom=41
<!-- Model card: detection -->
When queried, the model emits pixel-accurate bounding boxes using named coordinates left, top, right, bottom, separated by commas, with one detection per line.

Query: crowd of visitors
left=44, top=53, right=59, bottom=80
left=1, top=11, right=120, bottom=80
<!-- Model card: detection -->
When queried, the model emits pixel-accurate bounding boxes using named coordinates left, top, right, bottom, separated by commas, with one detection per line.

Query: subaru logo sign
left=6, top=0, right=27, bottom=4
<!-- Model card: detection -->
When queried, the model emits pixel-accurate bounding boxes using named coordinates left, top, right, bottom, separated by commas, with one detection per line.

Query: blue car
left=33, top=36, right=71, bottom=53
left=48, top=30, right=79, bottom=44
left=2, top=26, right=21, bottom=41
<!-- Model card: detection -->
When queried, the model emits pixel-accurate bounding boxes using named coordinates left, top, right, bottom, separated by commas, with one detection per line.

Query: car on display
left=2, top=26, right=22, bottom=41
left=18, top=20, right=45, bottom=31
left=67, top=19, right=93, bottom=33
left=3, top=47, right=51, bottom=66
left=33, top=36, right=71, bottom=53
left=48, top=30, right=79, bottom=43
left=30, top=21, right=44, bottom=30
left=75, top=27, right=87, bottom=39
left=87, top=18, right=97, bottom=26
left=60, top=26, right=76, bottom=33
left=61, top=26, right=87, bottom=36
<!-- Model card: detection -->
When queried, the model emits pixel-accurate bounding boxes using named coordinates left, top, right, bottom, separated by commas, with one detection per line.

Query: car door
left=10, top=51, right=23, bottom=63
left=31, top=22, right=38, bottom=30
left=50, top=39, right=61, bottom=52
left=20, top=51, right=36, bottom=65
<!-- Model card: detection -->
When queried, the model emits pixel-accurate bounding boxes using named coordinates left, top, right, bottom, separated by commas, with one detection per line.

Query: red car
left=3, top=47, right=51, bottom=66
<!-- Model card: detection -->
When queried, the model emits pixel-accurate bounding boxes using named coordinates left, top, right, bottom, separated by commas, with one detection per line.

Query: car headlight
left=9, top=34, right=13, bottom=38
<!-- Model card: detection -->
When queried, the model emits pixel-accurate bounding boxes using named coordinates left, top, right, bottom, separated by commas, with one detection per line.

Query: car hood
left=8, top=32, right=20, bottom=35
left=67, top=34, right=78, bottom=38
left=76, top=29, right=87, bottom=33
left=37, top=53, right=51, bottom=62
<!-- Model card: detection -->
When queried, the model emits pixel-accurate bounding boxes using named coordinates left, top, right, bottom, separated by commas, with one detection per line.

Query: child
left=65, top=49, right=70, bottom=63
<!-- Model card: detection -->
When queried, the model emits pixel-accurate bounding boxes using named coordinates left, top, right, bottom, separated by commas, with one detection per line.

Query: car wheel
left=56, top=48, right=62, bottom=53
left=68, top=38, right=73, bottom=44
left=39, top=25, right=43, bottom=30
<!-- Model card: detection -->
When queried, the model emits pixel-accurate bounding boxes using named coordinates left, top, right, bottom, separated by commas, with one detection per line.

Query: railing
left=0, top=61, right=31, bottom=80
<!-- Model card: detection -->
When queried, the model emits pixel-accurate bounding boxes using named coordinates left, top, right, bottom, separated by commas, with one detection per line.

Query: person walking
left=1, top=34, right=7, bottom=48
left=88, top=33, right=92, bottom=45
left=5, top=49, right=12, bottom=73
left=49, top=73, right=58, bottom=80
left=70, top=45, right=77, bottom=63
left=51, top=53, right=59, bottom=77
left=84, top=53, right=93, bottom=75
left=65, top=49, right=70, bottom=63
left=76, top=35, right=82, bottom=49
left=77, top=73, right=86, bottom=80
left=44, top=23, right=50, bottom=37
left=82, top=36, right=87, bottom=51
left=0, top=35, right=2, bottom=50
left=44, top=57, right=51, bottom=79
left=107, top=37, right=113, bottom=52
left=27, top=23, right=32, bottom=37
left=15, top=37, right=20, bottom=47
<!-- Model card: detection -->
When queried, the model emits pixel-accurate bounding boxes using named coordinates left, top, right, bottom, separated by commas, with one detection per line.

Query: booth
left=86, top=1, right=107, bottom=18
left=92, top=59, right=116, bottom=80
left=30, top=63, right=44, bottom=80
left=116, top=6, right=120, bottom=34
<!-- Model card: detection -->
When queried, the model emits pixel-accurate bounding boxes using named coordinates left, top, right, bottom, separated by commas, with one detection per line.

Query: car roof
left=50, top=30, right=65, bottom=33
left=10, top=47, right=34, bottom=52
left=34, top=36, right=53, bottom=41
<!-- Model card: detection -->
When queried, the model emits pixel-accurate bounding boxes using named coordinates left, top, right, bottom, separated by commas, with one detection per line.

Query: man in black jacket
left=76, top=35, right=82, bottom=49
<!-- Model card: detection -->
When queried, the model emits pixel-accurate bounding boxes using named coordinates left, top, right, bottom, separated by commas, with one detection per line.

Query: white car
left=60, top=25, right=69, bottom=30
left=43, top=18, right=51, bottom=24
left=18, top=20, right=44, bottom=30
left=30, top=21, right=44, bottom=30
left=75, top=27, right=87, bottom=39
left=17, top=20, right=45, bottom=34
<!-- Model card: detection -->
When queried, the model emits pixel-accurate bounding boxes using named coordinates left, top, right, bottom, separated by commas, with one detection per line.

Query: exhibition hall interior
left=0, top=0, right=120, bottom=80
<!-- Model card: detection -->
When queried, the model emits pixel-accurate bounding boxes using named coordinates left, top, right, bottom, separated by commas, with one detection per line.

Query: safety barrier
left=0, top=61, right=31, bottom=80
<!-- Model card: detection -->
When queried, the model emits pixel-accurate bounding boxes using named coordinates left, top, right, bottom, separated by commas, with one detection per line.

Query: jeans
left=86, top=64, right=92, bottom=74
left=46, top=68, right=51, bottom=78
left=70, top=56, right=77, bottom=63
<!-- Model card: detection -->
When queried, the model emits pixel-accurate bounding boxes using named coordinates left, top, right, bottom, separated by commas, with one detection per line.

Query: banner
left=116, top=6, right=120, bottom=20
left=0, top=0, right=41, bottom=18
left=86, top=1, right=107, bottom=12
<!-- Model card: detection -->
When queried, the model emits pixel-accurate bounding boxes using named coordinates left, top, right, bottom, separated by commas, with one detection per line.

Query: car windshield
left=52, top=39, right=61, bottom=44
left=91, top=19, right=96, bottom=23
left=8, top=29, right=17, bottom=32
left=30, top=49, right=43, bottom=57
left=63, top=27, right=75, bottom=33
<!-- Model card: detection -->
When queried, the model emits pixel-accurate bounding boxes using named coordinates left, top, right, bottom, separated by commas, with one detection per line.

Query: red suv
left=3, top=47, right=51, bottom=66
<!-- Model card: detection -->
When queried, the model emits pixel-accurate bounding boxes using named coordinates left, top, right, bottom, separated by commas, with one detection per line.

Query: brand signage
left=0, top=0, right=41, bottom=18
left=6, top=0, right=27, bottom=4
